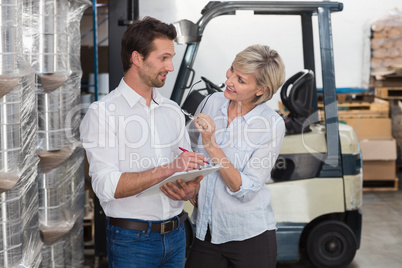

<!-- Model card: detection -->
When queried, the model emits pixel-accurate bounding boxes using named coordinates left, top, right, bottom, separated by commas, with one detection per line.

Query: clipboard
left=137, top=165, right=221, bottom=197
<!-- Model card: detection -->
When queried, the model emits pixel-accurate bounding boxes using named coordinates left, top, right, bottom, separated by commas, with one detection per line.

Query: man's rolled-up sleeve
left=80, top=103, right=122, bottom=203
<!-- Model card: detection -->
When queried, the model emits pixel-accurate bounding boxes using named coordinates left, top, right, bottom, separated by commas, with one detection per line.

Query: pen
left=179, top=147, right=210, bottom=165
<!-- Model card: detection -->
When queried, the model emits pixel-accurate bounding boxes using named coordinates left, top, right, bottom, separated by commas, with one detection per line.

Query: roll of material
left=0, top=195, right=22, bottom=223
left=0, top=2, right=18, bottom=77
left=88, top=73, right=109, bottom=94
left=37, top=90, right=62, bottom=133
left=41, top=240, right=66, bottom=266
left=0, top=17, right=17, bottom=75
left=0, top=85, right=21, bottom=173
left=0, top=149, right=19, bottom=173
left=0, top=125, right=20, bottom=150
left=98, top=73, right=109, bottom=94
left=0, top=246, right=22, bottom=268
left=0, top=1, right=18, bottom=28
left=0, top=220, right=23, bottom=250
left=38, top=111, right=61, bottom=131
left=0, top=170, right=39, bottom=267
left=37, top=91, right=61, bottom=113
left=0, top=103, right=20, bottom=125
left=37, top=0, right=69, bottom=74
left=36, top=82, right=69, bottom=151
left=80, top=93, right=92, bottom=115
left=36, top=33, right=70, bottom=74
left=37, top=130, right=64, bottom=152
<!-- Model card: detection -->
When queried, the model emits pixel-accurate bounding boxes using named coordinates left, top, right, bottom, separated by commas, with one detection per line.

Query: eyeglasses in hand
left=181, top=109, right=196, bottom=120
left=181, top=79, right=202, bottom=120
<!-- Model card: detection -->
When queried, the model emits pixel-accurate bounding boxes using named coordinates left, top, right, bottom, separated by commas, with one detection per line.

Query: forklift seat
left=271, top=70, right=322, bottom=182
left=181, top=76, right=223, bottom=123
left=280, top=69, right=314, bottom=135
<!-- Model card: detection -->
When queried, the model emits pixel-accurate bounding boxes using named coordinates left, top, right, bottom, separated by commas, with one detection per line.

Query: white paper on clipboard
left=137, top=165, right=221, bottom=197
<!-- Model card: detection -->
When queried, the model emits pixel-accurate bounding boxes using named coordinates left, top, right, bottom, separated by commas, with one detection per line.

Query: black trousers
left=185, top=228, right=277, bottom=268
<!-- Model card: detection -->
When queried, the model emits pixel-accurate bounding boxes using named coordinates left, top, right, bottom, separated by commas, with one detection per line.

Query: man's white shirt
left=80, top=78, right=191, bottom=220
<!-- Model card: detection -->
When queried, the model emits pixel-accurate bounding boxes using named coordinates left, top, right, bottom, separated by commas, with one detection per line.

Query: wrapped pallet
left=21, top=0, right=90, bottom=267
left=370, top=8, right=402, bottom=78
left=0, top=1, right=43, bottom=267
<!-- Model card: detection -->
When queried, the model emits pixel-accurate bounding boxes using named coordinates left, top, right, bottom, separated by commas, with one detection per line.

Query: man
left=80, top=17, right=206, bottom=267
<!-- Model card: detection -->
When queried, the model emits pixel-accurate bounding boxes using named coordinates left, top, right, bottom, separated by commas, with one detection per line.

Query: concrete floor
left=85, top=175, right=402, bottom=268
left=277, top=184, right=402, bottom=268
left=351, top=189, right=402, bottom=267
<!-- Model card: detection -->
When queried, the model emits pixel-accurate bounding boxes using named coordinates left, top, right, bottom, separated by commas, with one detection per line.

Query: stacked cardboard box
left=337, top=97, right=390, bottom=139
left=317, top=92, right=398, bottom=190
left=369, top=9, right=402, bottom=180
left=370, top=12, right=402, bottom=165
left=359, top=138, right=398, bottom=191
left=338, top=100, right=398, bottom=190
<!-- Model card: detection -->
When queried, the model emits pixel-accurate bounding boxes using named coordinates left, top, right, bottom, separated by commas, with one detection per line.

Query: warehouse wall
left=137, top=0, right=402, bottom=109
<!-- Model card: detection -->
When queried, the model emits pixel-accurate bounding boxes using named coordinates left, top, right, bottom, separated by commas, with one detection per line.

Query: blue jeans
left=106, top=217, right=186, bottom=268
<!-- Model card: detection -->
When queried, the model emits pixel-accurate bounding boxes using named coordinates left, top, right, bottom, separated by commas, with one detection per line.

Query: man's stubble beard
left=139, top=61, right=165, bottom=88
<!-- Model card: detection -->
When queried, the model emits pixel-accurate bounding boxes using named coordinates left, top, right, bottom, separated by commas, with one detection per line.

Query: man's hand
left=169, top=151, right=207, bottom=173
left=160, top=176, right=203, bottom=201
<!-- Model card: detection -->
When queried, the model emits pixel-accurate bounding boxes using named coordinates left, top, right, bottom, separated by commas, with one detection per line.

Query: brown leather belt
left=109, top=212, right=187, bottom=234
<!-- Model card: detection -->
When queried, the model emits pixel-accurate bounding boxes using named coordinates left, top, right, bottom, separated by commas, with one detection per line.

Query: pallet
left=337, top=110, right=388, bottom=119
left=375, top=87, right=402, bottom=99
left=370, top=76, right=402, bottom=87
left=370, top=69, right=402, bottom=81
left=318, top=97, right=389, bottom=120
left=337, top=98, right=388, bottom=112
left=363, top=178, right=399, bottom=191
left=338, top=93, right=375, bottom=103
left=318, top=97, right=388, bottom=112
left=318, top=93, right=375, bottom=104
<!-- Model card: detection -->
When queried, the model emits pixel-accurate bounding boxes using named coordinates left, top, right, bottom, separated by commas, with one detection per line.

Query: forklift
left=170, top=2, right=363, bottom=267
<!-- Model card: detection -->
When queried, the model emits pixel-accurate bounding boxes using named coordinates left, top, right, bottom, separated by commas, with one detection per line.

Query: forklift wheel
left=306, top=220, right=357, bottom=268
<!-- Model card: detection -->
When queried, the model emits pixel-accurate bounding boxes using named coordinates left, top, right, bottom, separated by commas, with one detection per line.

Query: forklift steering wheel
left=201, top=76, right=224, bottom=93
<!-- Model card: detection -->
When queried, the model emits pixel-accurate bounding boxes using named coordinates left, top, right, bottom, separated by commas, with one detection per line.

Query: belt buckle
left=161, top=220, right=175, bottom=234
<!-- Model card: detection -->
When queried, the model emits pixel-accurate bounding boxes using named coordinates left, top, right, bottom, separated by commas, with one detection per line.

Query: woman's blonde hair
left=233, top=44, right=286, bottom=105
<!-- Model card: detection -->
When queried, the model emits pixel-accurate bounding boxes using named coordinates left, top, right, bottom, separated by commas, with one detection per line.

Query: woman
left=185, top=44, right=286, bottom=268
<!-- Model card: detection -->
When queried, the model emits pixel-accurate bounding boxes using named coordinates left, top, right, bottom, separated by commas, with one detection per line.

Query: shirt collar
left=151, top=88, right=164, bottom=107
left=243, top=103, right=265, bottom=124
left=220, top=99, right=265, bottom=125
left=117, top=78, right=164, bottom=108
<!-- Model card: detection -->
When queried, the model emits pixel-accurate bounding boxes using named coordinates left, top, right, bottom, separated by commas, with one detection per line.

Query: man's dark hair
left=121, top=16, right=177, bottom=73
